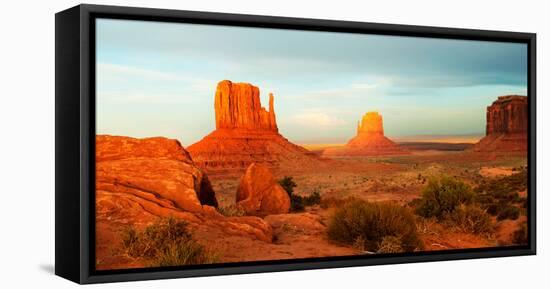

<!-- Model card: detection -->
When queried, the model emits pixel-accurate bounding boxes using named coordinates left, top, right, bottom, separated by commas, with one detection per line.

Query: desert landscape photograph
left=94, top=19, right=529, bottom=270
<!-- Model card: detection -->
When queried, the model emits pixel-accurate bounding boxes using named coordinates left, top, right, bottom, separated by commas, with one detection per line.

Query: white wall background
left=0, top=0, right=547, bottom=287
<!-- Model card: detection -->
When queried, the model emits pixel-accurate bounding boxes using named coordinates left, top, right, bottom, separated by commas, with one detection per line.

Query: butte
left=323, top=111, right=408, bottom=157
left=472, top=95, right=528, bottom=152
left=187, top=80, right=320, bottom=172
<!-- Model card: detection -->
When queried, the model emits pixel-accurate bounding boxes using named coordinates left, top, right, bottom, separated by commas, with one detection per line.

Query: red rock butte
left=323, top=112, right=408, bottom=157
left=215, top=80, right=278, bottom=132
left=473, top=95, right=528, bottom=152
left=188, top=80, right=321, bottom=171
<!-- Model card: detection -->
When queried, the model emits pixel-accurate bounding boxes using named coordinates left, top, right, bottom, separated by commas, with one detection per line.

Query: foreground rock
left=95, top=135, right=274, bottom=269
left=473, top=95, right=528, bottom=152
left=188, top=80, right=323, bottom=172
left=96, top=135, right=218, bottom=212
left=236, top=163, right=290, bottom=216
left=323, top=112, right=408, bottom=157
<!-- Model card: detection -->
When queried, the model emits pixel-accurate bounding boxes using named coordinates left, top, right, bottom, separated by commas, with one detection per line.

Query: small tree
left=278, top=176, right=297, bottom=196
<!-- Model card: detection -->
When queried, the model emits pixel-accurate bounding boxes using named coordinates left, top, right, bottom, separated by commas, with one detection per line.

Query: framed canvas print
left=55, top=4, right=536, bottom=284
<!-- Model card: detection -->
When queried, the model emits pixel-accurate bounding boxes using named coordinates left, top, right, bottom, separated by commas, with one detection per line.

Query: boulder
left=236, top=163, right=290, bottom=216
left=96, top=135, right=217, bottom=212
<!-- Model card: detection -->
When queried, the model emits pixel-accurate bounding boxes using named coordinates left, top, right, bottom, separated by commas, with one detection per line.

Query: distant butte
left=323, top=111, right=408, bottom=157
left=187, top=80, right=322, bottom=172
left=473, top=95, right=528, bottom=152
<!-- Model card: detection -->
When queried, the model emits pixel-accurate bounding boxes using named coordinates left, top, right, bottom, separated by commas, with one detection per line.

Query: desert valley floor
left=96, top=143, right=528, bottom=270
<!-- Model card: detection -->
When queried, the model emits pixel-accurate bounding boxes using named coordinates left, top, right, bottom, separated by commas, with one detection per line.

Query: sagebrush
left=121, top=217, right=219, bottom=266
left=327, top=200, right=423, bottom=253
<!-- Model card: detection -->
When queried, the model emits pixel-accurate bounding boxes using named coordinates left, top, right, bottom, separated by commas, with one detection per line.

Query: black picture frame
left=55, top=4, right=537, bottom=284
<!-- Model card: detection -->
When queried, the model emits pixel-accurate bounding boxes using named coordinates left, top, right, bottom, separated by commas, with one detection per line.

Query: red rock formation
left=188, top=80, right=322, bottom=171
left=323, top=112, right=408, bottom=157
left=215, top=80, right=277, bottom=131
left=356, top=111, right=384, bottom=135
left=96, top=135, right=218, bottom=212
left=236, top=163, right=291, bottom=216
left=473, top=95, right=528, bottom=152
left=95, top=135, right=275, bottom=269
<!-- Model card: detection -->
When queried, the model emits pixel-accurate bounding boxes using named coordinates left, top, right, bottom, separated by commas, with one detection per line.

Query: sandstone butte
left=323, top=111, right=408, bottom=157
left=95, top=135, right=274, bottom=269
left=473, top=95, right=528, bottom=152
left=187, top=80, right=322, bottom=171
left=236, top=163, right=291, bottom=217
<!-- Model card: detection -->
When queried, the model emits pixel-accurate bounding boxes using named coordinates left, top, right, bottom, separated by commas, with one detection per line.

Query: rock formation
left=323, top=112, right=408, bottom=157
left=236, top=163, right=291, bottom=216
left=96, top=135, right=218, bottom=212
left=188, top=80, right=322, bottom=171
left=215, top=80, right=278, bottom=131
left=95, top=135, right=275, bottom=269
left=473, top=95, right=528, bottom=152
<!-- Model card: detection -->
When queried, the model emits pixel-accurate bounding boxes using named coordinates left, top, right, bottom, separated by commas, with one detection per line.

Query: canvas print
left=94, top=18, right=529, bottom=270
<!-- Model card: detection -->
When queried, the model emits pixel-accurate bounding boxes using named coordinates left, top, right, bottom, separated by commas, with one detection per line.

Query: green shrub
left=327, top=200, right=423, bottom=253
left=303, top=190, right=322, bottom=206
left=512, top=222, right=528, bottom=245
left=444, top=204, right=493, bottom=234
left=415, top=176, right=474, bottom=220
left=496, top=206, right=520, bottom=221
left=279, top=176, right=297, bottom=195
left=120, top=217, right=218, bottom=266
left=279, top=177, right=321, bottom=212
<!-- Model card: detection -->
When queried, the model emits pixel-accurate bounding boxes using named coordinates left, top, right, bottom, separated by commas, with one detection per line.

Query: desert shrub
left=278, top=177, right=321, bottom=212
left=121, top=226, right=141, bottom=257
left=218, top=205, right=246, bottom=217
left=415, top=176, right=474, bottom=220
left=496, top=206, right=520, bottom=221
left=377, top=236, right=403, bottom=254
left=278, top=176, right=297, bottom=195
left=512, top=222, right=528, bottom=245
left=327, top=200, right=423, bottom=253
left=444, top=204, right=493, bottom=234
left=475, top=169, right=527, bottom=216
left=303, top=190, right=322, bottom=206
left=121, top=217, right=218, bottom=266
left=289, top=190, right=322, bottom=212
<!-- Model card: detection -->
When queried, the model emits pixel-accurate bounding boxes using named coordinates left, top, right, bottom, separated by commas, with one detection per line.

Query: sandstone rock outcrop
left=96, top=135, right=218, bottom=212
left=215, top=80, right=278, bottom=131
left=473, top=95, right=528, bottom=152
left=236, top=163, right=290, bottom=216
left=188, top=80, right=322, bottom=171
left=95, top=135, right=275, bottom=269
left=323, top=112, right=408, bottom=157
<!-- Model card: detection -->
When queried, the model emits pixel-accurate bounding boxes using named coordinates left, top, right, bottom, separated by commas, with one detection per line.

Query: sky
left=96, top=18, right=528, bottom=145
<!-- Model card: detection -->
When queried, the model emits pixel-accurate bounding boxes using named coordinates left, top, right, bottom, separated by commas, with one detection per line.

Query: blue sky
left=96, top=18, right=527, bottom=145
